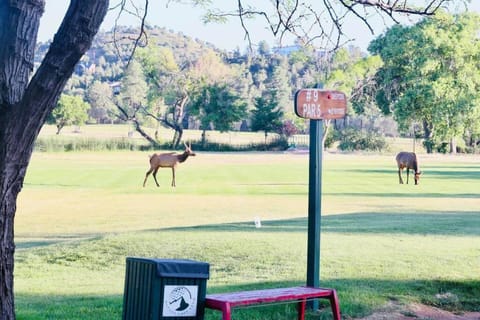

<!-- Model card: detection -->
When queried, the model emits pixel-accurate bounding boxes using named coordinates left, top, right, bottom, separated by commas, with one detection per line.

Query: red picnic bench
left=205, top=286, right=341, bottom=320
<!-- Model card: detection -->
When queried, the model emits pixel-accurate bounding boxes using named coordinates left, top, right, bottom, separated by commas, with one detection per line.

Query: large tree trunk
left=0, top=1, right=109, bottom=318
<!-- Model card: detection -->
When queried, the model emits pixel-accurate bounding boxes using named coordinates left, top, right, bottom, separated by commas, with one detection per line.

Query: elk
left=143, top=142, right=196, bottom=187
left=395, top=151, right=421, bottom=185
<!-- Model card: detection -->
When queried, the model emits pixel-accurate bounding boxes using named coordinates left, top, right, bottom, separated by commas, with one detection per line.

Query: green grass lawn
left=14, top=151, right=480, bottom=319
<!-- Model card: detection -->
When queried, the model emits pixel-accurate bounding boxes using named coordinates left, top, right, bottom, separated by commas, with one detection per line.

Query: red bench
left=205, top=286, right=341, bottom=320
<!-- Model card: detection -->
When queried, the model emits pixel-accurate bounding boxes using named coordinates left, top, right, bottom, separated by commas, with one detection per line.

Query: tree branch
left=200, top=0, right=464, bottom=50
left=111, top=0, right=149, bottom=68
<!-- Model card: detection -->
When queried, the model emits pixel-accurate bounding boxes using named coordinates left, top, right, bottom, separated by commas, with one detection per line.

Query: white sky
left=38, top=1, right=480, bottom=53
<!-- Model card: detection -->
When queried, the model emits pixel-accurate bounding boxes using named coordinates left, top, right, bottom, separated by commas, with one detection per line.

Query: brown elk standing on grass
left=143, top=142, right=196, bottom=187
left=395, top=151, right=421, bottom=185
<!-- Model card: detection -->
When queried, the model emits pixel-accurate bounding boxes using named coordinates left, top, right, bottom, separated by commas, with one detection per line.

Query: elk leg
left=143, top=168, right=153, bottom=187
left=398, top=169, right=404, bottom=184
left=152, top=168, right=160, bottom=187
left=406, top=168, right=410, bottom=184
left=171, top=167, right=176, bottom=187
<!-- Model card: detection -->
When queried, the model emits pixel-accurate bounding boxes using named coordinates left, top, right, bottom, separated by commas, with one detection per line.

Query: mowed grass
left=14, top=151, right=480, bottom=319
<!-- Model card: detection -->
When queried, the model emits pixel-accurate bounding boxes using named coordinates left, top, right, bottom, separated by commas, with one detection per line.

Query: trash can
left=122, top=257, right=210, bottom=320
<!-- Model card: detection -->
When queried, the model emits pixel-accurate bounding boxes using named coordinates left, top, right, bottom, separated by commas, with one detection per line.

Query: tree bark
left=0, top=1, right=109, bottom=318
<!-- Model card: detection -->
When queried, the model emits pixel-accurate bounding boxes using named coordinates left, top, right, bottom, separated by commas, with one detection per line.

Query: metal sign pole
left=306, top=119, right=323, bottom=310
left=293, top=86, right=346, bottom=311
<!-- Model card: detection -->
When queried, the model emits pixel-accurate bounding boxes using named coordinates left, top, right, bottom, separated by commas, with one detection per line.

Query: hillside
left=34, top=25, right=226, bottom=81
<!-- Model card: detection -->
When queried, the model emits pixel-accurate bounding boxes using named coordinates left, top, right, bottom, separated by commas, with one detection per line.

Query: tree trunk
left=115, top=103, right=160, bottom=148
left=56, top=123, right=64, bottom=135
left=0, top=151, right=19, bottom=320
left=449, top=137, right=457, bottom=154
left=0, top=1, right=109, bottom=318
left=172, top=126, right=183, bottom=149
left=172, top=95, right=187, bottom=149
left=322, top=119, right=331, bottom=150
left=201, top=129, right=207, bottom=148
left=133, top=120, right=160, bottom=148
left=422, top=120, right=434, bottom=154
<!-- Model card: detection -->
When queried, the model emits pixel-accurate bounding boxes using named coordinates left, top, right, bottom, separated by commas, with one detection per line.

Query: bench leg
left=329, top=290, right=341, bottom=320
left=297, top=299, right=306, bottom=320
left=220, top=303, right=232, bottom=320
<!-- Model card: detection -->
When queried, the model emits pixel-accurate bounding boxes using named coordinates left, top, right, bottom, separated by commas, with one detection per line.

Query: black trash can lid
left=127, top=257, right=210, bottom=279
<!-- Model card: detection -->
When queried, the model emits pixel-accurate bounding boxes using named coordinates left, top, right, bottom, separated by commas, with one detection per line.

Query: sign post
left=294, top=88, right=346, bottom=310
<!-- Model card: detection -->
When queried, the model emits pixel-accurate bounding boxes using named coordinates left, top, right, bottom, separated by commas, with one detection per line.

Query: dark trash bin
left=122, top=257, right=210, bottom=320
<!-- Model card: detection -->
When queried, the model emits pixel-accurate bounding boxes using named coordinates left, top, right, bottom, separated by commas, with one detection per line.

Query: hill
left=34, top=25, right=226, bottom=81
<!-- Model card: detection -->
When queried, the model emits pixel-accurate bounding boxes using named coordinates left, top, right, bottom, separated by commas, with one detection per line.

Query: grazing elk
left=143, top=142, right=196, bottom=187
left=395, top=151, right=421, bottom=185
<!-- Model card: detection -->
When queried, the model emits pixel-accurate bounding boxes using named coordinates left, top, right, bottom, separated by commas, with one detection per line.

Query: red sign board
left=294, top=89, right=347, bottom=120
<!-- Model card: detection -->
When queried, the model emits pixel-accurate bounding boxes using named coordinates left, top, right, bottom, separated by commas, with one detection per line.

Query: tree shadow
left=15, top=233, right=103, bottom=250
left=15, top=278, right=479, bottom=319
left=352, top=166, right=480, bottom=180
left=15, top=293, right=122, bottom=320
left=209, top=278, right=480, bottom=315
left=327, top=192, right=480, bottom=198
left=165, top=211, right=480, bottom=236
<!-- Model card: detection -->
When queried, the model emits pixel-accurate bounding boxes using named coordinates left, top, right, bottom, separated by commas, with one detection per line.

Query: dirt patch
left=356, top=302, right=480, bottom=320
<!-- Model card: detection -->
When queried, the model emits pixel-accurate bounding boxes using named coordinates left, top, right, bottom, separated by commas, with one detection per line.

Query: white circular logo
left=166, top=286, right=195, bottom=315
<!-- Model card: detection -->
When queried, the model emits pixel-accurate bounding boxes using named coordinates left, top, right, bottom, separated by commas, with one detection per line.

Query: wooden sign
left=294, top=89, right=347, bottom=120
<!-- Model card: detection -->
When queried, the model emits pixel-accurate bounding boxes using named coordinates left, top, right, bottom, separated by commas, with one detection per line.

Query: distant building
left=272, top=45, right=302, bottom=56
left=272, top=45, right=331, bottom=60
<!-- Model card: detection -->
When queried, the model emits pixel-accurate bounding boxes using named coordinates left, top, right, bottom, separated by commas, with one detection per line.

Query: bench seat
left=205, top=286, right=341, bottom=320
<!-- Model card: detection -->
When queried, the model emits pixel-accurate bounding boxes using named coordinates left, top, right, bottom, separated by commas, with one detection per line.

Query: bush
left=337, top=128, right=388, bottom=152
left=324, top=128, right=337, bottom=149
left=35, top=137, right=148, bottom=152
left=35, top=136, right=290, bottom=152
left=190, top=137, right=289, bottom=152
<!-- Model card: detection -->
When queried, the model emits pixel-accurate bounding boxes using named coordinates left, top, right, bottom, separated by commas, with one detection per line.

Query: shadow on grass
left=16, top=210, right=480, bottom=251
left=326, top=192, right=480, bottom=198
left=15, top=278, right=480, bottom=319
left=351, top=166, right=480, bottom=181
left=210, top=278, right=480, bottom=315
left=165, top=211, right=480, bottom=236
left=15, top=233, right=103, bottom=250
left=15, top=293, right=123, bottom=320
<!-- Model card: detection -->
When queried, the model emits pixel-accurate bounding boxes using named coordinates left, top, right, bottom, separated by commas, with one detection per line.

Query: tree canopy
left=251, top=90, right=284, bottom=145
left=50, top=94, right=90, bottom=134
left=369, top=11, right=480, bottom=153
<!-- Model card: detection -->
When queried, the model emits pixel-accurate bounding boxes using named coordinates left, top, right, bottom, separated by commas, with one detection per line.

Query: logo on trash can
left=163, top=285, right=198, bottom=317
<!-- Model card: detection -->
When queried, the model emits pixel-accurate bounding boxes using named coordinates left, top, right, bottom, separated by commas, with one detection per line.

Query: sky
left=38, top=1, right=480, bottom=53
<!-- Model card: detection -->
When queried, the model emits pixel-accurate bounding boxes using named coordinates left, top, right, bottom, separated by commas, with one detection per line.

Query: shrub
left=337, top=128, right=388, bottom=152
left=35, top=136, right=290, bottom=152
left=35, top=137, right=148, bottom=152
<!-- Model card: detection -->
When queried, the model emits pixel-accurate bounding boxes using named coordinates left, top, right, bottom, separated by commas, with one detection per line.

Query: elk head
left=184, top=141, right=196, bottom=158
left=414, top=171, right=422, bottom=185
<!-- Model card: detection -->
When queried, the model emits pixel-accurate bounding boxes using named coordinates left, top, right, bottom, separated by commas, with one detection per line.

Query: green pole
left=306, top=118, right=323, bottom=310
